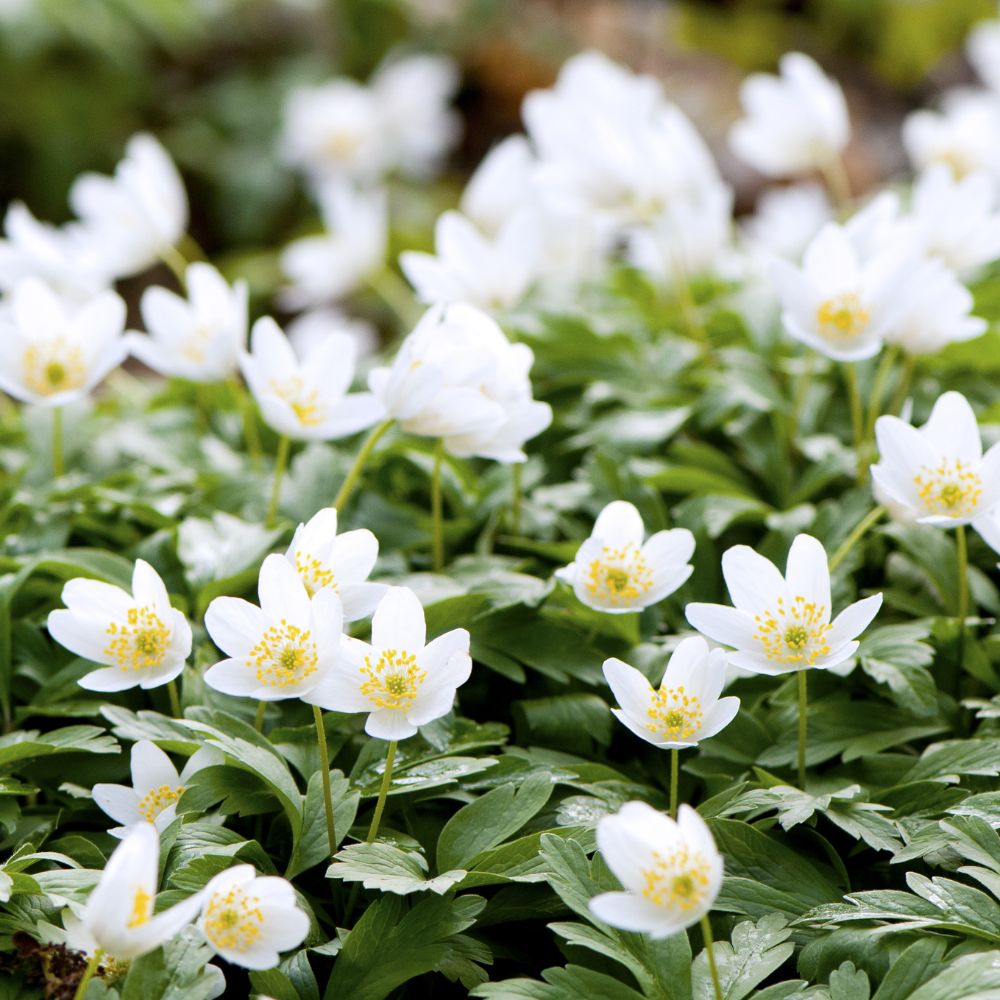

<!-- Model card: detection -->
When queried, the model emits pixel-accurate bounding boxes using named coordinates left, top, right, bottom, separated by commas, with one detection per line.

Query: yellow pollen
left=752, top=593, right=832, bottom=667
left=180, top=325, right=212, bottom=363
left=294, top=549, right=336, bottom=597
left=23, top=339, right=86, bottom=396
left=248, top=620, right=319, bottom=688
left=127, top=886, right=152, bottom=928
left=646, top=684, right=704, bottom=741
left=104, top=606, right=170, bottom=672
left=815, top=293, right=869, bottom=343
left=584, top=544, right=654, bottom=607
left=137, top=783, right=184, bottom=823
left=269, top=375, right=326, bottom=427
left=360, top=648, right=427, bottom=711
left=202, top=886, right=264, bottom=953
left=640, top=845, right=711, bottom=912
left=324, top=131, right=363, bottom=162
left=913, top=459, right=983, bottom=518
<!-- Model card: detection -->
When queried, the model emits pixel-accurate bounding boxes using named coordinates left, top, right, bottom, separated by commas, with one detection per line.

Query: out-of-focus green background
left=0, top=0, right=993, bottom=253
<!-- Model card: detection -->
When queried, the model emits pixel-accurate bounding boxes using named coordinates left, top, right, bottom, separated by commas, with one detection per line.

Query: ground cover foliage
left=1, top=5, right=1000, bottom=1000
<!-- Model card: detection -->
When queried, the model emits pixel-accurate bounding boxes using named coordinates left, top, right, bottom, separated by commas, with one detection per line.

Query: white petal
left=784, top=535, right=831, bottom=613
left=826, top=594, right=883, bottom=648
left=592, top=501, right=644, bottom=546
left=684, top=603, right=756, bottom=650
left=371, top=587, right=425, bottom=652
left=364, top=708, right=417, bottom=741
left=721, top=545, right=786, bottom=614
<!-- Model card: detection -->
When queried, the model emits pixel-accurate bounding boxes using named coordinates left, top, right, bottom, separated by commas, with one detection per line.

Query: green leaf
left=286, top=770, right=359, bottom=879
left=829, top=961, right=870, bottom=1000
left=870, top=938, right=947, bottom=1000
left=0, top=725, right=118, bottom=770
left=692, top=914, right=794, bottom=1000
left=859, top=624, right=937, bottom=717
left=328, top=842, right=466, bottom=895
left=120, top=926, right=222, bottom=1000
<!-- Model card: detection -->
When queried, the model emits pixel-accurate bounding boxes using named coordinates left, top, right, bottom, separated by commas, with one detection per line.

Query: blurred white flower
left=556, top=501, right=695, bottom=615
left=686, top=534, right=882, bottom=676
left=305, top=586, right=471, bottom=740
left=368, top=303, right=550, bottom=463
left=286, top=307, right=378, bottom=361
left=204, top=553, right=343, bottom=702
left=770, top=222, right=911, bottom=361
left=47, top=559, right=191, bottom=692
left=93, top=741, right=220, bottom=837
left=400, top=209, right=540, bottom=310
left=589, top=802, right=723, bottom=938
left=240, top=316, right=385, bottom=441
left=69, top=133, right=188, bottom=280
left=280, top=183, right=387, bottom=310
left=65, top=823, right=201, bottom=961
left=0, top=278, right=127, bottom=408
left=742, top=183, right=833, bottom=261
left=460, top=135, right=537, bottom=236
left=730, top=52, right=850, bottom=177
left=603, top=637, right=739, bottom=749
left=902, top=90, right=1000, bottom=181
left=285, top=507, right=386, bottom=620
left=968, top=18, right=1000, bottom=93
left=198, top=865, right=309, bottom=970
left=128, top=262, right=248, bottom=382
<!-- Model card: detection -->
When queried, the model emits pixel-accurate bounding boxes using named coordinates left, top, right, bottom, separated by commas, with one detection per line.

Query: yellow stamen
left=23, top=339, right=86, bottom=396
left=202, top=885, right=264, bottom=953
left=640, top=844, right=711, bottom=912
left=104, top=606, right=170, bottom=672
left=248, top=620, right=319, bottom=688
left=584, top=544, right=654, bottom=607
left=913, top=459, right=983, bottom=518
left=815, top=293, right=869, bottom=344
left=360, top=648, right=427, bottom=711
left=752, top=594, right=832, bottom=667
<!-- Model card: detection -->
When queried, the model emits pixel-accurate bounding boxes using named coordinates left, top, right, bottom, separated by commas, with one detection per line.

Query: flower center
left=181, top=325, right=213, bottom=364
left=104, top=606, right=170, bottom=671
left=294, top=550, right=336, bottom=597
left=126, top=886, right=152, bottom=928
left=269, top=375, right=327, bottom=427
left=914, top=459, right=983, bottom=517
left=324, top=130, right=364, bottom=163
left=360, top=648, right=427, bottom=711
left=815, top=293, right=869, bottom=343
left=753, top=594, right=832, bottom=666
left=640, top=845, right=711, bottom=912
left=585, top=544, right=654, bottom=607
left=248, top=620, right=319, bottom=688
left=22, top=339, right=86, bottom=396
left=646, top=685, right=704, bottom=741
left=202, top=886, right=264, bottom=953
left=137, top=783, right=185, bottom=823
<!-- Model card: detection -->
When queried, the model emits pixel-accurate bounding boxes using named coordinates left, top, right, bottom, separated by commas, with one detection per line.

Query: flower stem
left=431, top=439, right=445, bottom=572
left=843, top=364, right=864, bottom=484
left=368, top=268, right=420, bottom=330
left=266, top=435, right=290, bottom=529
left=254, top=700, right=266, bottom=733
left=332, top=419, right=393, bottom=511
left=366, top=739, right=398, bottom=843
left=669, top=748, right=679, bottom=818
left=956, top=524, right=969, bottom=623
left=700, top=916, right=724, bottom=1000
left=789, top=351, right=816, bottom=441
left=313, top=705, right=337, bottom=857
left=828, top=505, right=886, bottom=573
left=797, top=669, right=808, bottom=790
left=864, top=346, right=897, bottom=445
left=74, top=948, right=104, bottom=1000
left=820, top=156, right=852, bottom=215
left=160, top=244, right=189, bottom=288
left=889, top=354, right=916, bottom=415
left=52, top=407, right=64, bottom=478
left=167, top=679, right=182, bottom=718
left=673, top=261, right=711, bottom=357
left=510, top=462, right=523, bottom=534
left=230, top=376, right=262, bottom=468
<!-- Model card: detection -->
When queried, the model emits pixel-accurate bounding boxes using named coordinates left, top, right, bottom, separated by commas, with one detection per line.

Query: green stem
left=864, top=346, right=898, bottom=445
left=52, top=407, right=64, bottom=478
left=74, top=948, right=104, bottom=1000
left=673, top=261, right=711, bottom=357
left=956, top=524, right=969, bottom=623
left=843, top=364, right=864, bottom=484
left=266, top=435, right=291, bottom=529
left=368, top=268, right=420, bottom=330
left=669, top=748, right=679, bottom=819
left=700, top=915, right=724, bottom=1000
left=231, top=377, right=262, bottom=468
left=366, top=739, right=398, bottom=843
left=889, top=354, right=916, bottom=416
left=159, top=244, right=189, bottom=288
left=431, top=439, right=445, bottom=573
left=828, top=505, right=886, bottom=573
left=254, top=700, right=266, bottom=733
left=790, top=351, right=816, bottom=440
left=313, top=705, right=337, bottom=857
left=510, top=462, right=523, bottom=535
left=167, top=679, right=182, bottom=718
left=820, top=155, right=852, bottom=215
left=797, top=669, right=808, bottom=790
left=332, top=419, right=393, bottom=511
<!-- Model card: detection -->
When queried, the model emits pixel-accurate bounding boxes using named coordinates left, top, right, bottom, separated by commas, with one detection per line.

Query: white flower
left=969, top=19, right=1000, bottom=93
left=686, top=534, right=882, bottom=676
left=769, top=222, right=911, bottom=361
left=69, top=133, right=188, bottom=280
left=279, top=183, right=387, bottom=310
left=128, top=263, right=248, bottom=382
left=400, top=209, right=541, bottom=311
left=93, top=741, right=220, bottom=837
left=304, top=586, right=471, bottom=740
left=285, top=507, right=386, bottom=621
left=198, top=865, right=309, bottom=970
left=603, top=637, right=739, bottom=749
left=368, top=303, right=551, bottom=463
left=286, top=308, right=378, bottom=361
left=460, top=136, right=537, bottom=236
left=729, top=52, right=850, bottom=177
left=0, top=278, right=127, bottom=408
left=47, top=559, right=192, bottom=692
left=66, top=823, right=201, bottom=961
left=902, top=90, right=1000, bottom=181
left=555, top=501, right=695, bottom=614
left=589, top=802, right=722, bottom=938
left=742, top=183, right=833, bottom=261
left=204, top=554, right=343, bottom=702
left=240, top=316, right=385, bottom=441
left=871, top=391, right=1000, bottom=538
left=883, top=257, right=986, bottom=357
